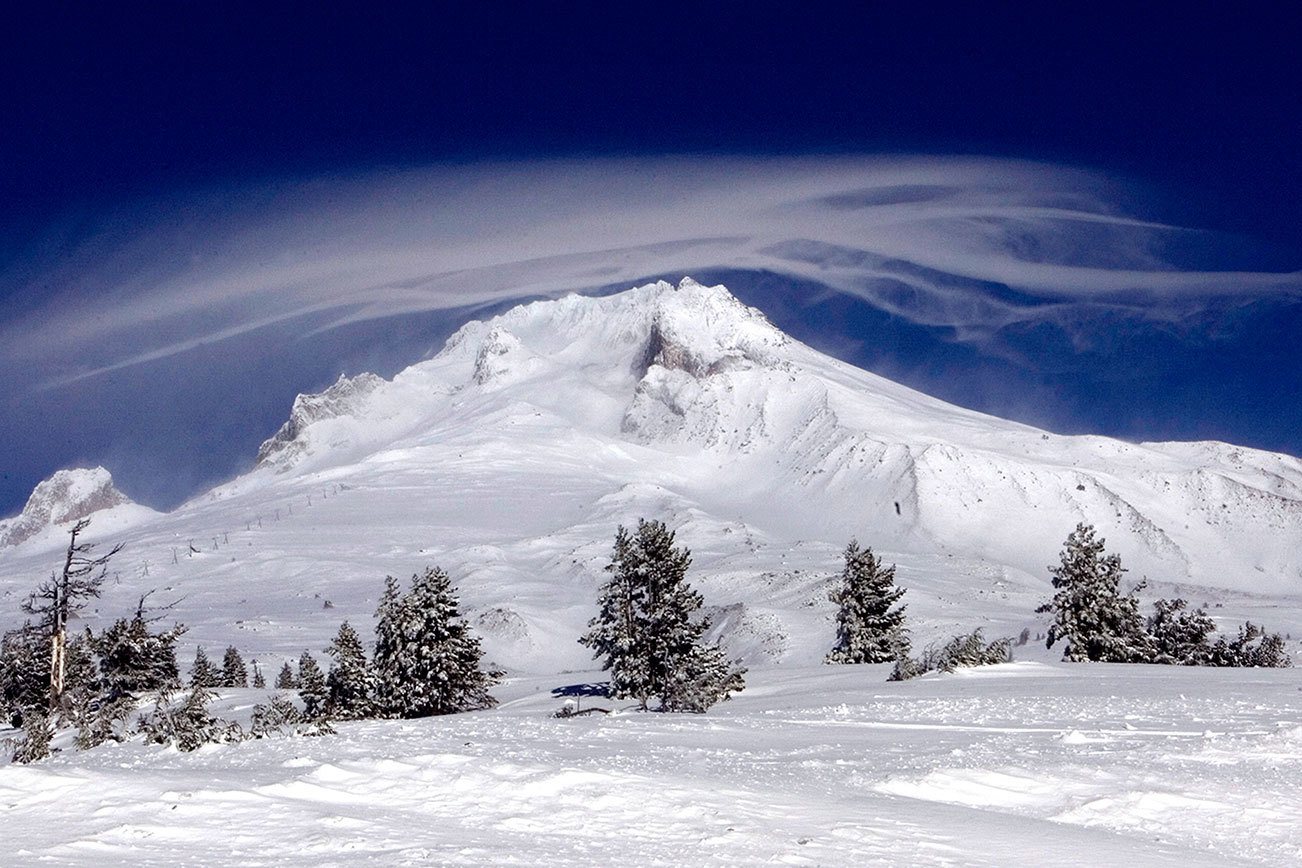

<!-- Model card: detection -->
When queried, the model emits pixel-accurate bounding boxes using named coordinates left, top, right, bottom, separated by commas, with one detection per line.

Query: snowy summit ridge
left=242, top=276, right=1302, bottom=602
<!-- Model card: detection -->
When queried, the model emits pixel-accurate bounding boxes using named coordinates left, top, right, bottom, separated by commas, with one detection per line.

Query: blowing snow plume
left=5, top=155, right=1298, bottom=390
left=0, top=155, right=1298, bottom=510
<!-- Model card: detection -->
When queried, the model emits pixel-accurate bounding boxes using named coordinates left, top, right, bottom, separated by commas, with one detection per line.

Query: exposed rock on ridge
left=0, top=467, right=130, bottom=548
left=257, top=372, right=387, bottom=468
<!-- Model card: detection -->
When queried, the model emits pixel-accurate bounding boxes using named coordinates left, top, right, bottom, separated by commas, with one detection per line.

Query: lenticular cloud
left=3, top=155, right=1298, bottom=390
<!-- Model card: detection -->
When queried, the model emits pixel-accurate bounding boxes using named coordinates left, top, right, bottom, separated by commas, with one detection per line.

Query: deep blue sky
left=1, top=5, right=1299, bottom=514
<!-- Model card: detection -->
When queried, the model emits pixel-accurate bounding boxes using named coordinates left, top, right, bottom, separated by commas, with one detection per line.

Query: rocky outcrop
left=256, top=372, right=387, bottom=468
left=0, top=467, right=130, bottom=548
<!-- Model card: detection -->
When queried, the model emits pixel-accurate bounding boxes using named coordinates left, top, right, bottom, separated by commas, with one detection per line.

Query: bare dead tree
left=22, top=518, right=123, bottom=717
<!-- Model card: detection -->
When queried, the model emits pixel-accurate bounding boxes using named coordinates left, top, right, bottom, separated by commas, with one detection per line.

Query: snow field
left=3, top=662, right=1299, bottom=866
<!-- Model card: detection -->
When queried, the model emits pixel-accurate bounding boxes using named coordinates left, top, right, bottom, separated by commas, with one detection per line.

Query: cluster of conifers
left=1, top=517, right=1292, bottom=764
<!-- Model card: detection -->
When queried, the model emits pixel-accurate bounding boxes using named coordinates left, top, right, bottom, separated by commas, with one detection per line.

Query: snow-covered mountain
left=0, top=467, right=156, bottom=550
left=1, top=279, right=1299, bottom=671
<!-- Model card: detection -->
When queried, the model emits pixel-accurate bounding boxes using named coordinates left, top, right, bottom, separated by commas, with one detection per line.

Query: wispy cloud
left=3, top=155, right=1298, bottom=391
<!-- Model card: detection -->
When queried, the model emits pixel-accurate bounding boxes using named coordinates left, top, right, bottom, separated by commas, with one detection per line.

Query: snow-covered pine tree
left=189, top=646, right=219, bottom=688
left=1037, top=523, right=1148, bottom=663
left=251, top=662, right=266, bottom=689
left=220, top=646, right=248, bottom=688
left=138, top=685, right=240, bottom=752
left=1209, top=622, right=1293, bottom=668
left=581, top=520, right=744, bottom=712
left=1242, top=629, right=1291, bottom=668
left=371, top=575, right=405, bottom=714
left=94, top=601, right=184, bottom=700
left=639, top=520, right=745, bottom=713
left=73, top=693, right=135, bottom=750
left=249, top=693, right=301, bottom=737
left=11, top=712, right=51, bottom=763
left=21, top=518, right=123, bottom=717
left=579, top=525, right=653, bottom=706
left=0, top=625, right=50, bottom=724
left=297, top=651, right=327, bottom=718
left=60, top=633, right=101, bottom=714
left=825, top=540, right=908, bottom=664
left=0, top=624, right=98, bottom=722
left=325, top=620, right=376, bottom=719
left=931, top=630, right=1012, bottom=671
left=373, top=567, right=498, bottom=718
left=275, top=661, right=297, bottom=690
left=249, top=693, right=334, bottom=739
left=659, top=637, right=747, bottom=713
left=1146, top=598, right=1215, bottom=665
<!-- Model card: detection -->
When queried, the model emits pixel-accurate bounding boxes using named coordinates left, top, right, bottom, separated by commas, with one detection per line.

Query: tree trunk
left=49, top=627, right=66, bottom=715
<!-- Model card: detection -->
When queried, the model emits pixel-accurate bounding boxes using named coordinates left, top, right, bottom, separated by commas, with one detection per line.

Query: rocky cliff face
left=0, top=467, right=131, bottom=548
left=256, top=372, right=388, bottom=469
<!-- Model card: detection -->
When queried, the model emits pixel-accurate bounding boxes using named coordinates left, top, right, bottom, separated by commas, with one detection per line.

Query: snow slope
left=3, top=663, right=1300, bottom=865
left=0, top=278, right=1298, bottom=675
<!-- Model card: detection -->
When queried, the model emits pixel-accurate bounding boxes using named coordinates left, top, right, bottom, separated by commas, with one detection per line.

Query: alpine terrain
left=2, top=278, right=1300, bottom=865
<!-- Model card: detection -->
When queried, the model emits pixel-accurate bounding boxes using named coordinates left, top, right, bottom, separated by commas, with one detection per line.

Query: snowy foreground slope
left=4, top=664, right=1301, bottom=865
left=1, top=278, right=1297, bottom=673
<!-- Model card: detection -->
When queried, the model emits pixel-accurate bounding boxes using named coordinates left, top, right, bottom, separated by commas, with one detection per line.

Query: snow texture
left=1, top=278, right=1301, bottom=863
left=2, top=664, right=1301, bottom=865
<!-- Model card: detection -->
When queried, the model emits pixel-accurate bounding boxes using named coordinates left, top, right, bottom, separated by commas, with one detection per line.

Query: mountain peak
left=0, top=467, right=132, bottom=548
left=248, top=278, right=794, bottom=473
left=445, top=277, right=787, bottom=382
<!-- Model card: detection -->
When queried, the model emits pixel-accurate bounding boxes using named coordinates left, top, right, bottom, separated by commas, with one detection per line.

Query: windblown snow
left=2, top=278, right=1300, bottom=668
left=2, top=278, right=1300, bottom=864
left=0, top=467, right=156, bottom=550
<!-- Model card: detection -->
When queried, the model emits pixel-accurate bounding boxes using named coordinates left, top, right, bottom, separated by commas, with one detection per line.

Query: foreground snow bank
left=3, top=662, right=1300, bottom=865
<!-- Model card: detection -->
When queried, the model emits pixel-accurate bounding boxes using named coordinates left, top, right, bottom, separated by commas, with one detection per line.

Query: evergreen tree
left=274, top=661, right=297, bottom=690
left=249, top=693, right=334, bottom=739
left=825, top=540, right=909, bottom=664
left=1210, top=622, right=1293, bottom=668
left=889, top=629, right=1011, bottom=680
left=0, top=624, right=49, bottom=724
left=297, top=651, right=327, bottom=718
left=580, top=520, right=744, bottom=712
left=659, top=638, right=747, bottom=713
left=929, top=630, right=1012, bottom=671
left=56, top=633, right=101, bottom=720
left=189, top=646, right=219, bottom=688
left=74, top=694, right=135, bottom=750
left=21, top=519, right=122, bottom=717
left=220, top=646, right=249, bottom=688
left=1037, top=524, right=1148, bottom=663
left=1147, top=598, right=1215, bottom=665
left=373, top=567, right=499, bottom=718
left=137, top=686, right=240, bottom=752
left=94, top=600, right=183, bottom=700
left=2, top=625, right=99, bottom=723
left=11, top=712, right=51, bottom=764
left=251, top=662, right=266, bottom=689
left=579, top=526, right=652, bottom=705
left=325, top=621, right=375, bottom=719
left=371, top=575, right=405, bottom=712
